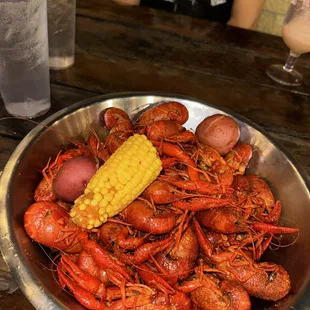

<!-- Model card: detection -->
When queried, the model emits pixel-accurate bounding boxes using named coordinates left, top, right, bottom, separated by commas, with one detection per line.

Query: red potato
left=195, top=114, right=240, bottom=155
left=53, top=156, right=98, bottom=202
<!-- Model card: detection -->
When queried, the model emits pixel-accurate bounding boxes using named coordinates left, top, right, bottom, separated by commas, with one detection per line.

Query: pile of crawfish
left=24, top=101, right=299, bottom=310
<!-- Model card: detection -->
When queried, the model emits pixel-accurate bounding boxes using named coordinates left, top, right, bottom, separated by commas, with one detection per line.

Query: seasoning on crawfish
left=24, top=101, right=299, bottom=310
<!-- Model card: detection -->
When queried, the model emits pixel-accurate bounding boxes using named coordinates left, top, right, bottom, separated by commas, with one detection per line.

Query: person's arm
left=112, top=0, right=141, bottom=5
left=227, top=0, right=265, bottom=30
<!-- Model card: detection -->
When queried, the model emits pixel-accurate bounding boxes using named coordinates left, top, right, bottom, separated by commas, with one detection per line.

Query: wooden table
left=0, top=0, right=309, bottom=308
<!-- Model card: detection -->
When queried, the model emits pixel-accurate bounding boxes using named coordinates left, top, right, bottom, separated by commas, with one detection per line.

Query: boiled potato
left=53, top=156, right=97, bottom=202
left=195, top=114, right=240, bottom=155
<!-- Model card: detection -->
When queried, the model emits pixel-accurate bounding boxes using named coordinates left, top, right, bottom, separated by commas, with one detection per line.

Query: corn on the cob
left=70, top=134, right=162, bottom=229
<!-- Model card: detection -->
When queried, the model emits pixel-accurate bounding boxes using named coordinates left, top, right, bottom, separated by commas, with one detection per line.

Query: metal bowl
left=0, top=92, right=309, bottom=310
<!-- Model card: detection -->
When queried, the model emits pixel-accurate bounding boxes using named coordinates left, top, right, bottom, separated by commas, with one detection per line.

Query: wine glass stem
left=283, top=51, right=300, bottom=72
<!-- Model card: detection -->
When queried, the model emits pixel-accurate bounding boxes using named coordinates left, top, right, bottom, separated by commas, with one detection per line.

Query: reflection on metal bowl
left=0, top=92, right=309, bottom=310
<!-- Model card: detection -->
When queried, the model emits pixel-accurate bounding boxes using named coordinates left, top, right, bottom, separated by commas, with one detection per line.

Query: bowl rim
left=0, top=91, right=309, bottom=309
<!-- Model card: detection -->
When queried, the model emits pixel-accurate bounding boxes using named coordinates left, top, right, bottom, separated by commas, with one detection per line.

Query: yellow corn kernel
left=93, top=193, right=102, bottom=202
left=84, top=198, right=91, bottom=205
left=79, top=204, right=87, bottom=211
left=70, top=134, right=162, bottom=229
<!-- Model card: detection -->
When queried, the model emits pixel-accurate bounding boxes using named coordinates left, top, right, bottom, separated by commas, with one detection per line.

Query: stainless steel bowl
left=0, top=92, right=309, bottom=310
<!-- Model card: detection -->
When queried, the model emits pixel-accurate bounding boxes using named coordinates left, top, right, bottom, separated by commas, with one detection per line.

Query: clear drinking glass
left=266, top=0, right=310, bottom=86
left=0, top=0, right=51, bottom=118
left=47, top=0, right=76, bottom=70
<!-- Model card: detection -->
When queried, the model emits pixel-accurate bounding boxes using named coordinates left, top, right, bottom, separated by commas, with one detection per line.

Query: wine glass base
left=266, top=64, right=303, bottom=86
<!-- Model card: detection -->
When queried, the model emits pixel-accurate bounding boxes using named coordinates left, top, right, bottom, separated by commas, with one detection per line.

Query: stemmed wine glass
left=266, top=0, right=310, bottom=86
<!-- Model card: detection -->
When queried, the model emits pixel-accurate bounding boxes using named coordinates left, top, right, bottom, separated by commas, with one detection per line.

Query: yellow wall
left=256, top=0, right=291, bottom=36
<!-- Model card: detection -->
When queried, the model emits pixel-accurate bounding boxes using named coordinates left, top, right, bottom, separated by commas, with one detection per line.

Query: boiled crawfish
left=23, top=101, right=299, bottom=310
left=135, top=101, right=189, bottom=130
left=24, top=202, right=83, bottom=253
left=194, top=218, right=292, bottom=301
left=180, top=273, right=251, bottom=310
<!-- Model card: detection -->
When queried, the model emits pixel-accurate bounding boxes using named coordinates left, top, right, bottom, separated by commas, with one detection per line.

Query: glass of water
left=0, top=0, right=51, bottom=118
left=48, top=0, right=76, bottom=70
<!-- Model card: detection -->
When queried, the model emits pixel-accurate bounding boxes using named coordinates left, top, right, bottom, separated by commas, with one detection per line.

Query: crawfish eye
left=268, top=271, right=276, bottom=281
left=44, top=210, right=52, bottom=218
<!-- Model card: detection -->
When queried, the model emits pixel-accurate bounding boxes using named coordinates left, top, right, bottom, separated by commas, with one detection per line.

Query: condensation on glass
left=47, top=0, right=76, bottom=70
left=0, top=0, right=51, bottom=118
